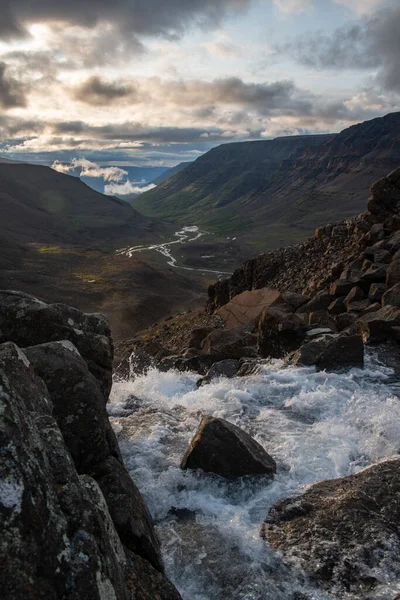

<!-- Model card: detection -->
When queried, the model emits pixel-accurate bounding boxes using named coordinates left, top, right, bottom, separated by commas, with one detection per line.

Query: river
left=109, top=351, right=400, bottom=600
left=117, top=226, right=232, bottom=276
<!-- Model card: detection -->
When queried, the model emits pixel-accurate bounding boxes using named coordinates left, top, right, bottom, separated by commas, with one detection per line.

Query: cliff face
left=0, top=291, right=181, bottom=600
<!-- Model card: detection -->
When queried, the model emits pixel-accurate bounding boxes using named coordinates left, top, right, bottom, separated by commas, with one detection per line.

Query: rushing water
left=109, top=352, right=400, bottom=600
left=117, top=225, right=232, bottom=275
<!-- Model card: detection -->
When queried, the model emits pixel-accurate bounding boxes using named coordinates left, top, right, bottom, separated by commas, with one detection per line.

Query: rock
left=0, top=290, right=113, bottom=401
left=292, top=334, right=364, bottom=371
left=346, top=299, right=371, bottom=313
left=344, top=286, right=364, bottom=305
left=329, top=280, right=355, bottom=297
left=360, top=302, right=381, bottom=315
left=281, top=291, right=310, bottom=310
left=308, top=310, right=337, bottom=330
left=387, top=231, right=400, bottom=253
left=262, top=459, right=400, bottom=593
left=216, top=287, right=288, bottom=329
left=201, top=327, right=257, bottom=360
left=356, top=306, right=400, bottom=342
left=25, top=341, right=163, bottom=572
left=197, top=359, right=240, bottom=387
left=382, top=283, right=400, bottom=307
left=387, top=259, right=400, bottom=288
left=305, top=328, right=334, bottom=339
left=258, top=308, right=305, bottom=359
left=363, top=222, right=385, bottom=244
left=181, top=416, right=276, bottom=480
left=336, top=312, right=357, bottom=331
left=368, top=282, right=386, bottom=302
left=361, top=264, right=387, bottom=283
left=296, top=291, right=332, bottom=313
left=188, top=327, right=214, bottom=349
left=0, top=342, right=181, bottom=600
left=328, top=297, right=346, bottom=315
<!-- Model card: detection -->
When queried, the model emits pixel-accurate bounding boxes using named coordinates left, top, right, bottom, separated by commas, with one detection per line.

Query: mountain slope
left=151, top=162, right=192, bottom=186
left=132, top=112, right=400, bottom=249
left=0, top=163, right=155, bottom=246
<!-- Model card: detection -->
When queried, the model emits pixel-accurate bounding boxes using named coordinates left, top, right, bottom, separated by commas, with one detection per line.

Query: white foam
left=109, top=352, right=400, bottom=599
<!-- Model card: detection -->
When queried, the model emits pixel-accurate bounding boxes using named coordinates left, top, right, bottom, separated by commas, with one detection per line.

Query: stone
left=188, top=327, right=214, bottom=349
left=382, top=283, right=400, bottom=307
left=328, top=297, right=346, bottom=315
left=181, top=416, right=276, bottom=479
left=336, top=312, right=357, bottom=332
left=329, top=280, right=355, bottom=297
left=356, top=306, right=400, bottom=342
left=368, top=282, right=386, bottom=302
left=281, top=291, right=310, bottom=311
left=344, top=286, right=364, bottom=306
left=296, top=292, right=332, bottom=313
left=346, top=299, right=371, bottom=313
left=361, top=264, right=387, bottom=283
left=201, top=328, right=257, bottom=360
left=292, top=334, right=364, bottom=371
left=305, top=328, right=334, bottom=339
left=386, top=259, right=400, bottom=288
left=262, top=459, right=400, bottom=593
left=0, top=290, right=113, bottom=402
left=258, top=308, right=305, bottom=359
left=0, top=342, right=181, bottom=600
left=197, top=359, right=240, bottom=387
left=216, top=287, right=288, bottom=329
left=387, top=231, right=400, bottom=253
left=308, top=310, right=337, bottom=330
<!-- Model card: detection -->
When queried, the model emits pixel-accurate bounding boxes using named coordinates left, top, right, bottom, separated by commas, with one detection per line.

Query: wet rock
left=308, top=310, right=337, bottom=331
left=181, top=416, right=276, bottom=480
left=328, top=297, right=346, bottom=315
left=336, top=312, right=357, bottom=331
left=292, top=334, right=364, bottom=371
left=258, top=308, right=305, bottom=359
left=262, top=459, right=400, bottom=593
left=201, top=327, right=257, bottom=360
left=197, top=359, right=240, bottom=387
left=382, top=283, right=400, bottom=307
left=188, top=327, right=214, bottom=349
left=0, top=290, right=113, bottom=401
left=305, top=328, right=334, bottom=340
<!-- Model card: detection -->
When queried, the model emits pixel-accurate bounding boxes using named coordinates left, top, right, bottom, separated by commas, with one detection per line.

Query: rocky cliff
left=0, top=291, right=181, bottom=600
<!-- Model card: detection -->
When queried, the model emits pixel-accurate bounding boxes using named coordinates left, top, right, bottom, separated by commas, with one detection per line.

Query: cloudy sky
left=0, top=0, right=399, bottom=170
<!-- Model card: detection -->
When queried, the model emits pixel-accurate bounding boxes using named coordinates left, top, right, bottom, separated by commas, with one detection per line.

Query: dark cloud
left=0, top=62, right=26, bottom=108
left=278, top=5, right=400, bottom=92
left=71, top=76, right=135, bottom=105
left=0, top=1, right=252, bottom=41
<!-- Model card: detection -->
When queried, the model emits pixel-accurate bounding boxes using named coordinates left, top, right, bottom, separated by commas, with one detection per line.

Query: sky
left=0, top=0, right=399, bottom=178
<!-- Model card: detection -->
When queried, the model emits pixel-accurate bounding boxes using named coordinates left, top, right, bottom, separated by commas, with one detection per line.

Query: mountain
left=151, top=162, right=192, bottom=185
left=0, top=162, right=154, bottom=246
left=131, top=112, right=400, bottom=249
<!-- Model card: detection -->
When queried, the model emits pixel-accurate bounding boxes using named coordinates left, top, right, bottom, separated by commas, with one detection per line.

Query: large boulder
left=0, top=290, right=113, bottom=401
left=382, top=283, right=400, bottom=307
left=292, top=334, right=364, bottom=371
left=262, top=459, right=400, bottom=593
left=201, top=327, right=257, bottom=360
left=258, top=308, right=306, bottom=359
left=356, top=306, right=400, bottom=342
left=216, top=287, right=288, bottom=329
left=0, top=342, right=181, bottom=600
left=181, top=416, right=276, bottom=480
left=24, top=341, right=163, bottom=572
left=197, top=359, right=240, bottom=387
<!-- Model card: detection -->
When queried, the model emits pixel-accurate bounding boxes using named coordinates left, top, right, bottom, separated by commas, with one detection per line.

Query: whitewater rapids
left=109, top=352, right=400, bottom=600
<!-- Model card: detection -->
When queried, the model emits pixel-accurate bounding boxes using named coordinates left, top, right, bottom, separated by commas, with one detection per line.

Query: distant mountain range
left=131, top=112, right=400, bottom=250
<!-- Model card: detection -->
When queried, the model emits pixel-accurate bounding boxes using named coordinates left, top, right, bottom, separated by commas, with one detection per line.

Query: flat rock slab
left=181, top=416, right=276, bottom=480
left=217, top=287, right=287, bottom=329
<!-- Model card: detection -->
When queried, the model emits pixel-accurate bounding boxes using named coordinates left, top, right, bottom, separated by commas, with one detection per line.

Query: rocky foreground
left=0, top=291, right=181, bottom=600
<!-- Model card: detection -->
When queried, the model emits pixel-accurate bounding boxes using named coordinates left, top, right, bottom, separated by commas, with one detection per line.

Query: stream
left=117, top=226, right=232, bottom=275
left=109, top=351, right=400, bottom=600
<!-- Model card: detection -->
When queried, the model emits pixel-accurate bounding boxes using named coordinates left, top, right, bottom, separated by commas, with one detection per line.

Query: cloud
left=104, top=181, right=156, bottom=196
left=273, top=0, right=311, bottom=13
left=0, top=61, right=26, bottom=108
left=0, top=1, right=252, bottom=41
left=52, top=158, right=128, bottom=181
left=278, top=4, right=400, bottom=92
left=333, top=0, right=390, bottom=16
left=70, top=76, right=135, bottom=105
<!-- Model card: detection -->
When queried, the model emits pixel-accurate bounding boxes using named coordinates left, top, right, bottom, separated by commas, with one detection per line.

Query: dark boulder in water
left=291, top=334, right=364, bottom=371
left=181, top=415, right=276, bottom=480
left=262, top=459, right=400, bottom=593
